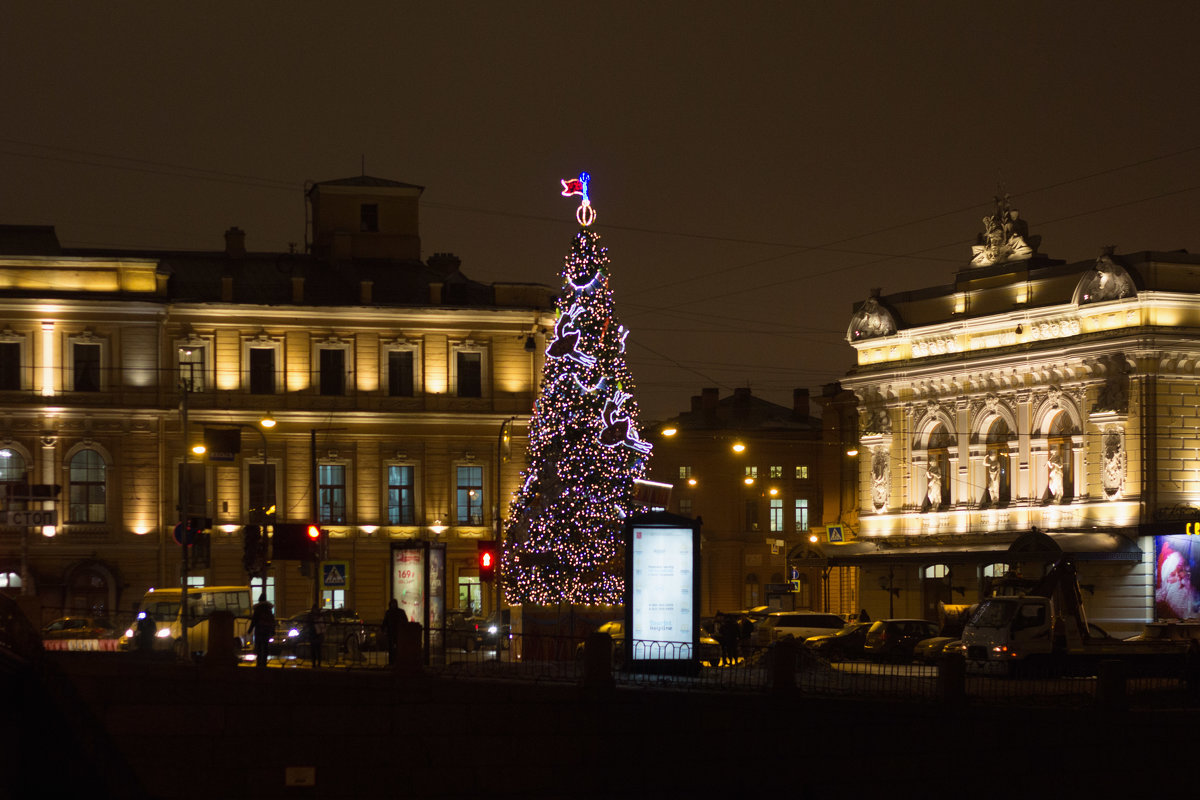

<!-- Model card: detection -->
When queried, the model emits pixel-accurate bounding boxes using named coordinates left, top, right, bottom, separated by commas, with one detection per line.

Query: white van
left=124, top=586, right=253, bottom=658
left=754, top=612, right=846, bottom=646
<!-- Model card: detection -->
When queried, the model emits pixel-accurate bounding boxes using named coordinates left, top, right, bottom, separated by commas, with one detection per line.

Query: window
left=769, top=465, right=783, bottom=478
left=360, top=203, right=379, bottom=232
left=247, top=462, right=277, bottom=523
left=319, top=347, right=346, bottom=395
left=795, top=465, right=809, bottom=479
left=794, top=499, right=809, bottom=531
left=769, top=499, right=783, bottom=532
left=457, top=466, right=483, bottom=525
left=387, top=465, right=415, bottom=525
left=679, top=497, right=692, bottom=516
left=923, top=564, right=949, bottom=579
left=72, top=342, right=101, bottom=392
left=744, top=466, right=758, bottom=479
left=176, top=461, right=206, bottom=524
left=321, top=589, right=346, bottom=610
left=68, top=449, right=106, bottom=523
left=0, top=449, right=26, bottom=483
left=458, top=577, right=482, bottom=616
left=457, top=351, right=482, bottom=398
left=0, top=341, right=20, bottom=390
left=249, top=347, right=276, bottom=395
left=678, top=465, right=692, bottom=480
left=178, top=345, right=206, bottom=392
left=0, top=572, right=21, bottom=588
left=388, top=350, right=414, bottom=397
left=318, top=464, right=347, bottom=524
left=744, top=499, right=758, bottom=531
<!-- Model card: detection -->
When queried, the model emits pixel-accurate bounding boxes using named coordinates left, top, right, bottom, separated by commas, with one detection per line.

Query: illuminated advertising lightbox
left=1154, top=535, right=1200, bottom=620
left=626, top=513, right=700, bottom=670
left=390, top=541, right=446, bottom=642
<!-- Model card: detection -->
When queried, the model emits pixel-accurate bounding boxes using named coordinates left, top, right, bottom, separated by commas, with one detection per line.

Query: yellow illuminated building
left=834, top=197, right=1200, bottom=635
left=0, top=176, right=553, bottom=626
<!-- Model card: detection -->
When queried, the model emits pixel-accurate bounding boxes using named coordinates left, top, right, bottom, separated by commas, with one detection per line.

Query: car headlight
left=488, top=625, right=498, bottom=635
left=156, top=628, right=171, bottom=638
left=125, top=628, right=135, bottom=638
left=288, top=628, right=300, bottom=638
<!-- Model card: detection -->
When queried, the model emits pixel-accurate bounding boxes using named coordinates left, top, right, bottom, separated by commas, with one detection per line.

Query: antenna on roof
left=361, top=155, right=365, bottom=176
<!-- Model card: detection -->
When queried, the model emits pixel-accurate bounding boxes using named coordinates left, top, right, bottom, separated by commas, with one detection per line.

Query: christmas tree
left=502, top=173, right=652, bottom=606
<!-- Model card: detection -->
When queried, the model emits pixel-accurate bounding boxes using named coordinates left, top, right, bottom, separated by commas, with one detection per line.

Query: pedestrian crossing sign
left=321, top=561, right=349, bottom=589
left=825, top=524, right=844, bottom=543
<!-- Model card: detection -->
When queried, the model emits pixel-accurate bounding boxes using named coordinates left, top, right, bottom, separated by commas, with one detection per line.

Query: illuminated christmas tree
left=502, top=173, right=652, bottom=606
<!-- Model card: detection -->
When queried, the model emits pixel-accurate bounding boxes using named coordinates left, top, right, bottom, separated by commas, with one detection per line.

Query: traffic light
left=478, top=540, right=497, bottom=582
left=272, top=523, right=320, bottom=561
left=306, top=523, right=328, bottom=559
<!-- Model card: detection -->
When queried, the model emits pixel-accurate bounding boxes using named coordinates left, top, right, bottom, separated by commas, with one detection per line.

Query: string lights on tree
left=502, top=172, right=650, bottom=606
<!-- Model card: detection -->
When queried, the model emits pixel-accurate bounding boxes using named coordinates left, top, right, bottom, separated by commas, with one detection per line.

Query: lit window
left=457, top=466, right=483, bottom=525
left=769, top=499, right=783, bottom=532
left=0, top=571, right=21, bottom=588
left=318, top=464, right=347, bottom=524
left=794, top=499, right=809, bottom=531
left=0, top=449, right=26, bottom=483
left=678, top=465, right=692, bottom=480
left=795, top=465, right=809, bottom=479
left=69, top=449, right=107, bottom=523
left=744, top=466, right=758, bottom=478
left=769, top=465, right=783, bottom=478
left=321, top=589, right=346, bottom=609
left=387, top=465, right=415, bottom=525
left=177, top=343, right=207, bottom=392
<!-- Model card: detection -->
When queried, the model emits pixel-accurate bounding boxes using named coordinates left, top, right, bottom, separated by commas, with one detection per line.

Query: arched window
left=982, top=418, right=1011, bottom=507
left=68, top=449, right=106, bottom=523
left=0, top=448, right=26, bottom=485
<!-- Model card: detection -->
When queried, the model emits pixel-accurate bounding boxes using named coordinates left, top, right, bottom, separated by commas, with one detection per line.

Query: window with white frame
left=456, top=465, right=484, bottom=525
left=387, top=464, right=416, bottom=525
left=451, top=340, right=487, bottom=398
left=0, top=329, right=26, bottom=391
left=769, top=498, right=783, bottom=532
left=68, top=448, right=107, bottom=523
left=68, top=333, right=104, bottom=392
left=318, top=463, right=347, bottom=524
left=794, top=498, right=809, bottom=531
left=383, top=340, right=420, bottom=397
left=243, top=336, right=282, bottom=395
left=314, top=337, right=351, bottom=396
left=177, top=338, right=209, bottom=392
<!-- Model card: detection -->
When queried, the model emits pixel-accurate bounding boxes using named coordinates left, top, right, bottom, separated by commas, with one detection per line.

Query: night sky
left=4, top=3, right=1199, bottom=419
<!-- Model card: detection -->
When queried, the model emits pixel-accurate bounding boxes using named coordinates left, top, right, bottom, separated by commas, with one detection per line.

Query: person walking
left=305, top=604, right=326, bottom=668
left=382, top=599, right=408, bottom=665
left=135, top=606, right=157, bottom=654
left=249, top=594, right=275, bottom=669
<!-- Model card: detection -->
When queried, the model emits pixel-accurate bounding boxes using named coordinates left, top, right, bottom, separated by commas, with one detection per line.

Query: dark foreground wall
left=7, top=654, right=1194, bottom=799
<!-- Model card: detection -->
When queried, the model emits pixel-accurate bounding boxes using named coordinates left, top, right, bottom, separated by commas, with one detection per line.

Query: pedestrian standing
left=249, top=594, right=275, bottom=669
left=382, top=599, right=408, bottom=665
left=135, top=606, right=157, bottom=654
left=305, top=604, right=326, bottom=668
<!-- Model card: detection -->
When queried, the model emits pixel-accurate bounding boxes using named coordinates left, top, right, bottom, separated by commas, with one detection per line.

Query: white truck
left=962, top=557, right=1191, bottom=676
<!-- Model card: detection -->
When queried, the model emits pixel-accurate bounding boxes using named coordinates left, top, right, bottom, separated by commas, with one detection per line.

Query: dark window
left=456, top=466, right=483, bottom=525
left=176, top=461, right=206, bottom=522
left=457, top=351, right=482, bottom=398
left=360, top=203, right=379, bottom=232
left=387, top=465, right=415, bottom=525
left=69, top=449, right=106, bottom=523
left=0, top=342, right=19, bottom=390
left=318, top=464, right=346, bottom=524
left=73, top=343, right=101, bottom=392
left=388, top=350, right=414, bottom=397
left=745, top=499, right=758, bottom=531
left=319, top=348, right=345, bottom=396
left=247, top=463, right=276, bottom=522
left=249, top=348, right=275, bottom=395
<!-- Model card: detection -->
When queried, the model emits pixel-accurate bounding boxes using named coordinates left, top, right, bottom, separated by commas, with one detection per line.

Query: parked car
left=754, top=612, right=846, bottom=646
left=913, top=636, right=961, bottom=664
left=281, top=609, right=367, bottom=660
left=805, top=622, right=870, bottom=661
left=477, top=611, right=512, bottom=650
left=42, top=616, right=117, bottom=640
left=443, top=609, right=485, bottom=652
left=863, top=619, right=941, bottom=663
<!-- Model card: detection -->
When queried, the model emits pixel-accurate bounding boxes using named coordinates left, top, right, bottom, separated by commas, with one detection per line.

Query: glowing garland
left=561, top=171, right=596, bottom=227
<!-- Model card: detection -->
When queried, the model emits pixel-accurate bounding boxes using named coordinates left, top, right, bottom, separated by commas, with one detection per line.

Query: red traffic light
left=477, top=540, right=497, bottom=581
left=306, top=524, right=321, bottom=541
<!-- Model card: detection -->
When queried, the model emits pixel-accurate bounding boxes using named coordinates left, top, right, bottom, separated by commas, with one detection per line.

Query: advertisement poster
left=1155, top=535, right=1200, bottom=620
left=392, top=548, right=424, bottom=624
left=429, top=545, right=445, bottom=632
left=630, top=525, right=694, bottom=660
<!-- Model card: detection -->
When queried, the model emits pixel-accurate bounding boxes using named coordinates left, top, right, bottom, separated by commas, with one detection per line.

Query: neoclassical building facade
left=834, top=197, right=1200, bottom=635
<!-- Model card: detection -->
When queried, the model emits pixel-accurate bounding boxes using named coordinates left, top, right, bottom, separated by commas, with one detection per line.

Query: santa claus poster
left=1155, top=536, right=1200, bottom=620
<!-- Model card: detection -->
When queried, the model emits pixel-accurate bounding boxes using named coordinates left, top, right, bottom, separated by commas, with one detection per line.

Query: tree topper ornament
left=561, top=171, right=596, bottom=227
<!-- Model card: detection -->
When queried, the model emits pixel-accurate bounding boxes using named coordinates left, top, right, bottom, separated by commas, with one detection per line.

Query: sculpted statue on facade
left=1102, top=429, right=1126, bottom=498
left=983, top=451, right=1002, bottom=506
left=925, top=461, right=943, bottom=511
left=970, top=194, right=1040, bottom=267
left=1046, top=447, right=1065, bottom=503
left=847, top=296, right=897, bottom=342
left=871, top=448, right=890, bottom=512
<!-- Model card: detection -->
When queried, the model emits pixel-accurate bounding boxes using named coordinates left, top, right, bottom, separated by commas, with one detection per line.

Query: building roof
left=310, top=175, right=425, bottom=191
left=664, top=387, right=818, bottom=434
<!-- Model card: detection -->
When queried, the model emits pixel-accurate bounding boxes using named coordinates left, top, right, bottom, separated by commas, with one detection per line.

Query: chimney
left=224, top=226, right=246, bottom=258
left=292, top=276, right=305, bottom=304
left=793, top=387, right=810, bottom=419
left=701, top=387, right=719, bottom=423
left=733, top=387, right=751, bottom=419
left=690, top=395, right=702, bottom=413
left=360, top=280, right=373, bottom=304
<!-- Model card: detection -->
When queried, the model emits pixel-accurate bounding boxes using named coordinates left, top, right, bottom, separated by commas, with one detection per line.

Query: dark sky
left=4, top=3, right=1200, bottom=419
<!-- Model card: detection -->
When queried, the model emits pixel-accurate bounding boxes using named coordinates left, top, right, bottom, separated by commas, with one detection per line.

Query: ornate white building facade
left=834, top=198, right=1200, bottom=635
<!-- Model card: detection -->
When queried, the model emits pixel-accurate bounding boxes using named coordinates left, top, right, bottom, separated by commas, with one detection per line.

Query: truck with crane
left=961, top=556, right=1192, bottom=676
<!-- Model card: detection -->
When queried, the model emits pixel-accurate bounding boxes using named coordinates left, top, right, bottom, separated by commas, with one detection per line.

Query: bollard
left=770, top=637, right=797, bottom=694
left=582, top=632, right=614, bottom=691
left=204, top=610, right=235, bottom=668
left=1096, top=659, right=1127, bottom=712
left=938, top=652, right=966, bottom=705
